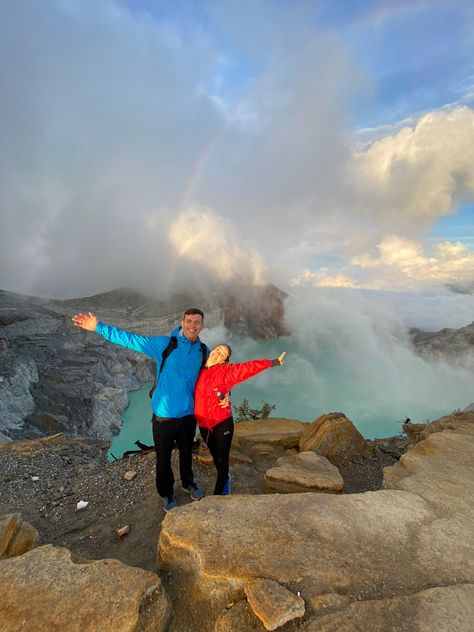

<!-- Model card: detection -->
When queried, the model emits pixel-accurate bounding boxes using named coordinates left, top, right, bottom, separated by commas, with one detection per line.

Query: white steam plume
left=229, top=289, right=473, bottom=436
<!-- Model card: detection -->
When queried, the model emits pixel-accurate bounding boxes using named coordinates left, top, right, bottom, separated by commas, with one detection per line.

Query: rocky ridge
left=411, top=319, right=474, bottom=361
left=0, top=285, right=287, bottom=441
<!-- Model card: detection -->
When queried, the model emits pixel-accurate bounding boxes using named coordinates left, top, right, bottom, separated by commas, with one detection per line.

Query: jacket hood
left=170, top=324, right=182, bottom=337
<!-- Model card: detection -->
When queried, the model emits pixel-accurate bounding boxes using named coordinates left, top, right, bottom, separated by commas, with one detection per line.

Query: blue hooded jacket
left=95, top=322, right=208, bottom=418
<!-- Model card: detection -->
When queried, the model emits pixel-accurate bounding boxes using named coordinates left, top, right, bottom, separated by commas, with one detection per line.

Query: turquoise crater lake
left=107, top=336, right=465, bottom=460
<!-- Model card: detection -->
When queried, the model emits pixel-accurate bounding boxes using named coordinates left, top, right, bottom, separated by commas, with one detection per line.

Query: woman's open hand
left=273, top=351, right=286, bottom=366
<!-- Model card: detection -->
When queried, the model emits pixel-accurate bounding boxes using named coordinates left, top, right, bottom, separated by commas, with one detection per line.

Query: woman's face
left=206, top=344, right=230, bottom=367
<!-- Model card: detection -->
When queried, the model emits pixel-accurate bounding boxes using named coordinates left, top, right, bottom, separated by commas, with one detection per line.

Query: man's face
left=181, top=313, right=204, bottom=342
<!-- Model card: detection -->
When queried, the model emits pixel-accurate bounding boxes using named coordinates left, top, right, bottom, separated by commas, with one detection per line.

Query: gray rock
left=0, top=356, right=38, bottom=430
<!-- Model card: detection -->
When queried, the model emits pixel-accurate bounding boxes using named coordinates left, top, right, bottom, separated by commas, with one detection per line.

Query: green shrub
left=233, top=398, right=277, bottom=422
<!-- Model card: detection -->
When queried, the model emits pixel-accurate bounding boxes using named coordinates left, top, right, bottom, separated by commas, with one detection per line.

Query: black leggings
left=152, top=414, right=196, bottom=498
left=199, top=417, right=234, bottom=495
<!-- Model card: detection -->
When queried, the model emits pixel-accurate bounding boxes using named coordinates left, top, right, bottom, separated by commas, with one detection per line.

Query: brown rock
left=402, top=411, right=474, bottom=446
left=299, top=412, right=370, bottom=463
left=307, top=592, right=351, bottom=615
left=158, top=412, right=474, bottom=631
left=0, top=513, right=38, bottom=559
left=265, top=451, right=343, bottom=493
left=116, top=525, right=130, bottom=538
left=235, top=419, right=305, bottom=449
left=215, top=600, right=266, bottom=632
left=123, top=470, right=137, bottom=481
left=158, top=491, right=432, bottom=596
left=229, top=449, right=253, bottom=464
left=0, top=433, right=65, bottom=454
left=198, top=451, right=214, bottom=467
left=244, top=578, right=305, bottom=630
left=302, top=584, right=474, bottom=632
left=0, top=545, right=171, bottom=631
left=248, top=443, right=279, bottom=457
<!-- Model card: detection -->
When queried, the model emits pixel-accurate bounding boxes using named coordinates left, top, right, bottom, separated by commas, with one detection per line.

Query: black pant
left=199, top=417, right=234, bottom=495
left=152, top=414, right=196, bottom=498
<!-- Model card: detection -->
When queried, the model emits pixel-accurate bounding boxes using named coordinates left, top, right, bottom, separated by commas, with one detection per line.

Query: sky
left=1, top=0, right=474, bottom=305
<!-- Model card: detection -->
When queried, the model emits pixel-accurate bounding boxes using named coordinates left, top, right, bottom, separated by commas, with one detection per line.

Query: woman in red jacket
left=194, top=344, right=286, bottom=496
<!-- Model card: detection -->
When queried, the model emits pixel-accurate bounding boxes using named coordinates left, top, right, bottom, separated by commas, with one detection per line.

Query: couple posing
left=72, top=308, right=285, bottom=512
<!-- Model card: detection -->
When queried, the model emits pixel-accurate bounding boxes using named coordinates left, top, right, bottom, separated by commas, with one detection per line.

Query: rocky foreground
left=1, top=412, right=473, bottom=631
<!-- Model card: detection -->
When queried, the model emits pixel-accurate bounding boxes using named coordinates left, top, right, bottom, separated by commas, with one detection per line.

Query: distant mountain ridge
left=411, top=320, right=474, bottom=361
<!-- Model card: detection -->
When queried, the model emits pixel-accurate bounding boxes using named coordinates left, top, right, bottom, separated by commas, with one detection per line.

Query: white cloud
left=291, top=268, right=359, bottom=289
left=169, top=206, right=265, bottom=284
left=352, top=235, right=474, bottom=287
left=293, top=234, right=474, bottom=293
left=2, top=2, right=474, bottom=299
left=352, top=106, right=474, bottom=231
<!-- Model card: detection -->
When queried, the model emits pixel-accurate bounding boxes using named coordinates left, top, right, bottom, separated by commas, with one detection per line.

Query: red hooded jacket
left=194, top=359, right=273, bottom=429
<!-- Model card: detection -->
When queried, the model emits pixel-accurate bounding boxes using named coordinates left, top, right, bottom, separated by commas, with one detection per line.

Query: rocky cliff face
left=411, top=320, right=474, bottom=362
left=0, top=285, right=287, bottom=441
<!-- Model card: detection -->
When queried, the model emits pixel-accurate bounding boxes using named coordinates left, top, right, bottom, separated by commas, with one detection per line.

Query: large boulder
left=0, top=513, right=38, bottom=559
left=0, top=545, right=171, bottom=631
left=265, top=451, right=343, bottom=493
left=234, top=419, right=305, bottom=450
left=158, top=491, right=433, bottom=599
left=299, top=412, right=371, bottom=463
left=158, top=412, right=474, bottom=631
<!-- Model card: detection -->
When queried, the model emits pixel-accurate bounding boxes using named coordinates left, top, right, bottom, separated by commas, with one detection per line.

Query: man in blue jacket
left=72, top=308, right=208, bottom=512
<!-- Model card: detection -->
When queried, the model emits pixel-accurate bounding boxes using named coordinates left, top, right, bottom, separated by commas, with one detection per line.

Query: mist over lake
left=109, top=289, right=474, bottom=459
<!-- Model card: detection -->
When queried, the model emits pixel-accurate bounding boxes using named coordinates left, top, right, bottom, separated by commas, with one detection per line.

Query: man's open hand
left=72, top=312, right=98, bottom=331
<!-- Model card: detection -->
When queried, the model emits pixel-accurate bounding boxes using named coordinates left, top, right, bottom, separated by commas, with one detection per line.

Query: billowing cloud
left=169, top=206, right=265, bottom=284
left=291, top=268, right=359, bottom=289
left=0, top=0, right=360, bottom=297
left=1, top=1, right=474, bottom=300
left=352, top=107, right=474, bottom=231
left=293, top=234, right=474, bottom=291
left=352, top=235, right=474, bottom=287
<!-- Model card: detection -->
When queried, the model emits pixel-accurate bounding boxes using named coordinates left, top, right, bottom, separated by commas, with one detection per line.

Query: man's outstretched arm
left=72, top=311, right=166, bottom=358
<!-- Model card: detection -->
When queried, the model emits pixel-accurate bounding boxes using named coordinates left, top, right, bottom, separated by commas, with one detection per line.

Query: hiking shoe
left=182, top=482, right=205, bottom=500
left=163, top=495, right=178, bottom=512
left=222, top=474, right=232, bottom=496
